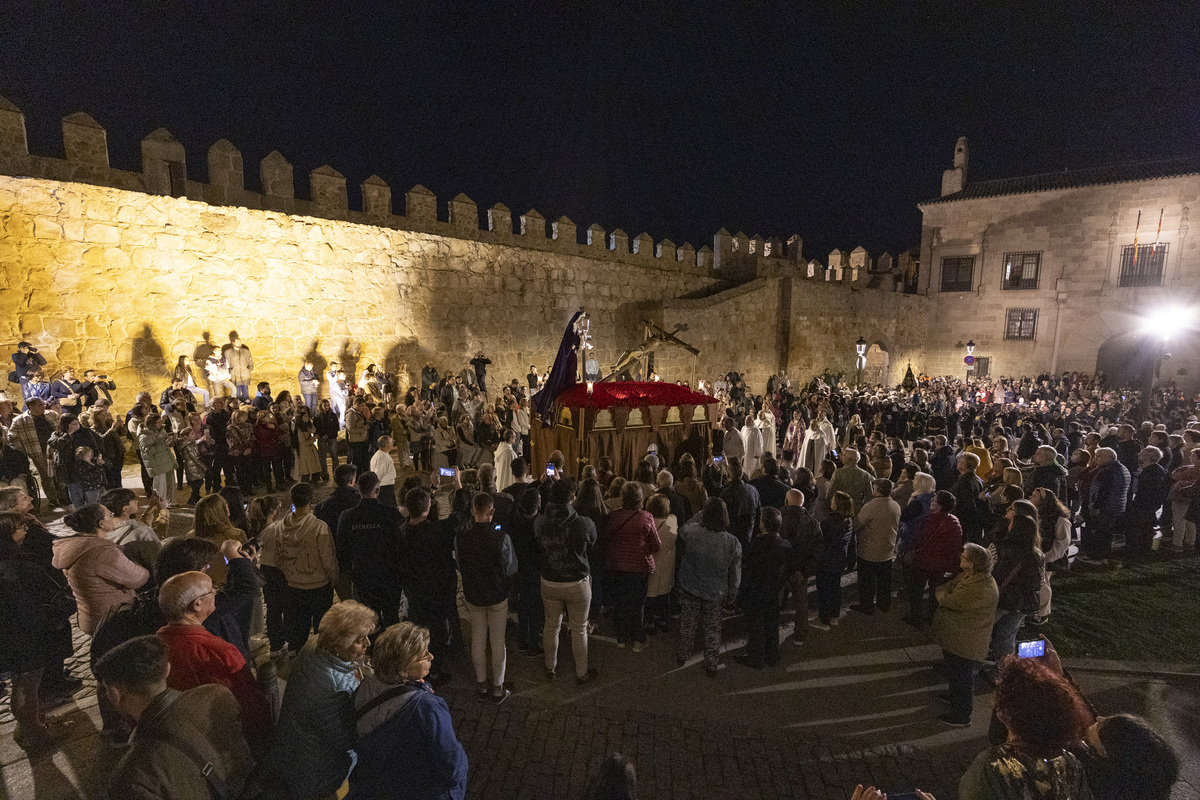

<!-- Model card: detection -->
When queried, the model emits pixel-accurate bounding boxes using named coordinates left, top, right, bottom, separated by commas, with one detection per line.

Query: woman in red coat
left=602, top=482, right=661, bottom=650
left=905, top=490, right=963, bottom=628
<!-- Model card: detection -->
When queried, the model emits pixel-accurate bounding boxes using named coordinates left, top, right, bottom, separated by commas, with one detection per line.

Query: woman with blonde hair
left=189, top=493, right=247, bottom=588
left=267, top=600, right=378, bottom=800
left=348, top=622, right=468, bottom=799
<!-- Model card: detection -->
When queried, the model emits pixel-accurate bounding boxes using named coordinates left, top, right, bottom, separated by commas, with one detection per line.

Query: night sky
left=2, top=3, right=1198, bottom=259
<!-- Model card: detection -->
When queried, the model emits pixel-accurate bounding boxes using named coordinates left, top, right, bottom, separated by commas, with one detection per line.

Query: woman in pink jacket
left=51, top=504, right=149, bottom=634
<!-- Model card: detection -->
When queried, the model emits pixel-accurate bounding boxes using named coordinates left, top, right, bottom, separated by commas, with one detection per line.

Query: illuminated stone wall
left=654, top=276, right=928, bottom=391
left=0, top=176, right=715, bottom=405
left=0, top=99, right=930, bottom=407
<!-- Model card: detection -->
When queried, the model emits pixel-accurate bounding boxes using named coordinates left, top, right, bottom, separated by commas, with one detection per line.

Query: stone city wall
left=654, top=276, right=929, bottom=391
left=0, top=98, right=929, bottom=406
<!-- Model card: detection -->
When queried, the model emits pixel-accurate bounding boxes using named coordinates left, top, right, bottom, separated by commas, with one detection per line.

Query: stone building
left=918, top=138, right=1200, bottom=394
left=0, top=98, right=923, bottom=407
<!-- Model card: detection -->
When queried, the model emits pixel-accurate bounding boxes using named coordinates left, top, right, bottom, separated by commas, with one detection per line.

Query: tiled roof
left=923, top=156, right=1200, bottom=204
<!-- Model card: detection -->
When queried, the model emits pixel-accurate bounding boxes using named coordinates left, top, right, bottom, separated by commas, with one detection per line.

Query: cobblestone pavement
left=4, top=473, right=1198, bottom=799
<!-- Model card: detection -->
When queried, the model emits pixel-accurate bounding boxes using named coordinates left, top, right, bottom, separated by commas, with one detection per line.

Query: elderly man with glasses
left=155, top=569, right=273, bottom=741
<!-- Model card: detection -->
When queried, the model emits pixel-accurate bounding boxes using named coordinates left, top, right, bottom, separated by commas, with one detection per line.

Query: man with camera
left=10, top=342, right=46, bottom=400
left=80, top=369, right=117, bottom=407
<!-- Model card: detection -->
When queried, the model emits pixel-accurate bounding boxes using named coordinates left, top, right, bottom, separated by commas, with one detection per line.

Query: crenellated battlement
left=0, top=97, right=915, bottom=294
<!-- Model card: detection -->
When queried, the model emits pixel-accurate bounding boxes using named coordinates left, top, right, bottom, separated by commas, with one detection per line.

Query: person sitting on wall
left=50, top=367, right=84, bottom=417
left=79, top=369, right=117, bottom=407
left=224, top=337, right=254, bottom=402
left=10, top=342, right=46, bottom=401
left=205, top=351, right=235, bottom=398
left=298, top=360, right=320, bottom=412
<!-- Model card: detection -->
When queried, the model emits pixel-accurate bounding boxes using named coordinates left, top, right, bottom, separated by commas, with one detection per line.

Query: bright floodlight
left=1140, top=305, right=1197, bottom=337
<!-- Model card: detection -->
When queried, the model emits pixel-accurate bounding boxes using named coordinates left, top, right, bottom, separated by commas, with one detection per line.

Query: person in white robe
left=721, top=416, right=745, bottom=463
left=756, top=410, right=777, bottom=459
left=797, top=419, right=828, bottom=473
left=816, top=409, right=838, bottom=455
left=741, top=414, right=763, bottom=478
left=493, top=432, right=517, bottom=490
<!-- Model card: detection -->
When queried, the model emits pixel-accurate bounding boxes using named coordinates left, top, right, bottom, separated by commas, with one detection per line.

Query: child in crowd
left=74, top=446, right=107, bottom=506
left=176, top=416, right=208, bottom=505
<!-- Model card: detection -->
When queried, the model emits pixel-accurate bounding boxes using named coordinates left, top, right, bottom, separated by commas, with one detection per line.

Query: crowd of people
left=2, top=339, right=1196, bottom=799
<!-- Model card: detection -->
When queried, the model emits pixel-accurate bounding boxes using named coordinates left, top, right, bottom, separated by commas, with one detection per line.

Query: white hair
left=913, top=472, right=937, bottom=495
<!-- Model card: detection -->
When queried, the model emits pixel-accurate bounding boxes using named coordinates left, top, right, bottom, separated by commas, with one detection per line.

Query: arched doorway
left=863, top=343, right=890, bottom=387
left=1096, top=330, right=1200, bottom=396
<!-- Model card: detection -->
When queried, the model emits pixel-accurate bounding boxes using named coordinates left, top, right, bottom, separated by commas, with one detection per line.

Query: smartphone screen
left=494, top=524, right=502, bottom=531
left=546, top=463, right=555, bottom=477
left=713, top=456, right=724, bottom=463
left=1017, top=639, right=1045, bottom=659
left=439, top=467, right=454, bottom=477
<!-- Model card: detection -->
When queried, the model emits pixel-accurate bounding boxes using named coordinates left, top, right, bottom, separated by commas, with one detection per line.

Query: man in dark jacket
left=397, top=481, right=463, bottom=681
left=315, top=464, right=360, bottom=601
left=653, top=469, right=692, bottom=524
left=720, top=457, right=761, bottom=548
left=750, top=457, right=790, bottom=509
left=79, top=369, right=116, bottom=407
left=950, top=452, right=987, bottom=545
left=1016, top=424, right=1042, bottom=461
left=455, top=492, right=517, bottom=702
left=533, top=479, right=598, bottom=683
left=337, top=471, right=403, bottom=626
left=1125, top=446, right=1168, bottom=559
left=1025, top=445, right=1068, bottom=499
left=737, top=507, right=791, bottom=669
left=1080, top=447, right=1131, bottom=565
left=780, top=489, right=820, bottom=644
left=929, top=436, right=957, bottom=490
left=250, top=381, right=272, bottom=412
left=203, top=398, right=233, bottom=491
left=1114, top=424, right=1142, bottom=481
left=507, top=487, right=544, bottom=656
left=297, top=361, right=319, bottom=411
left=469, top=353, right=492, bottom=394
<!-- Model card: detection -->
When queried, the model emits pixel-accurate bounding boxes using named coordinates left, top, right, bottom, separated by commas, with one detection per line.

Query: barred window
left=1004, top=308, right=1038, bottom=341
left=1002, top=251, right=1041, bottom=290
left=1118, top=243, right=1167, bottom=287
left=969, top=356, right=991, bottom=378
left=941, top=256, right=975, bottom=292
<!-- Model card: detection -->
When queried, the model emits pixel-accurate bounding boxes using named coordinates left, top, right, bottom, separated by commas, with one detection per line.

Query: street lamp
left=1137, top=305, right=1196, bottom=417
left=855, top=337, right=867, bottom=387
left=964, top=340, right=976, bottom=385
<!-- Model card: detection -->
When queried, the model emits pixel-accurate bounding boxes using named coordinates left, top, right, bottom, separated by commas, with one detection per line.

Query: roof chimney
left=941, top=136, right=968, bottom=196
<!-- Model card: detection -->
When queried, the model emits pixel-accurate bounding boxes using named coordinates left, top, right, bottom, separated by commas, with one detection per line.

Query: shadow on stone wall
left=130, top=323, right=168, bottom=386
left=301, top=339, right=329, bottom=377
left=384, top=337, right=426, bottom=393
left=192, top=331, right=219, bottom=363
left=337, top=340, right=361, bottom=384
